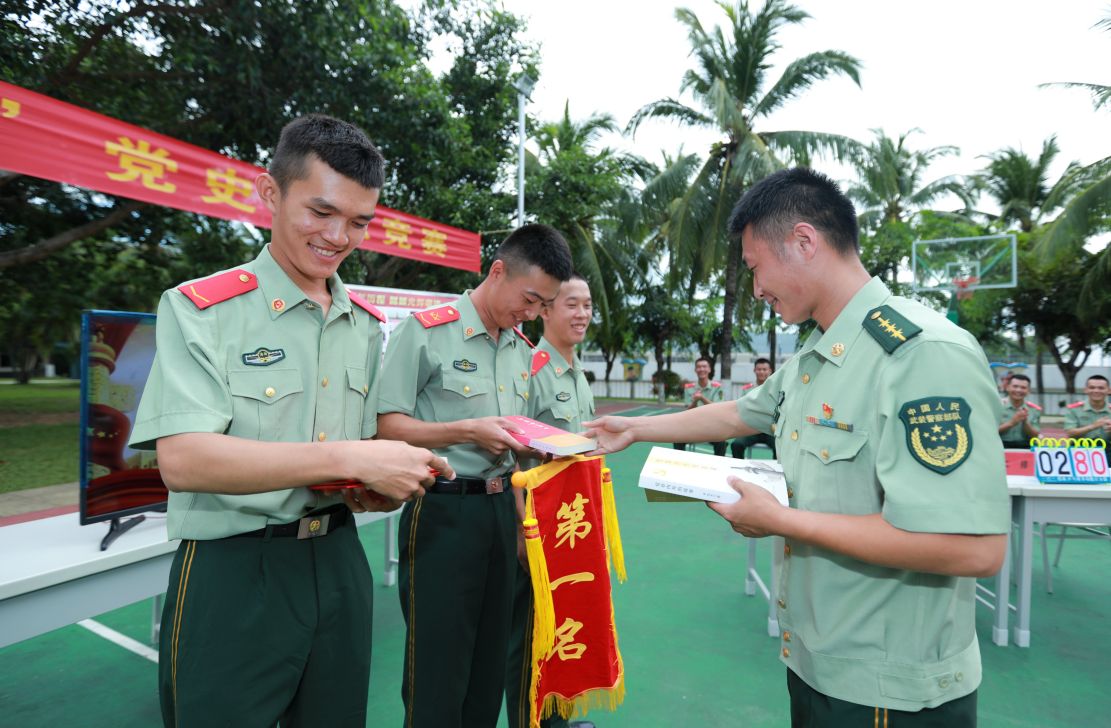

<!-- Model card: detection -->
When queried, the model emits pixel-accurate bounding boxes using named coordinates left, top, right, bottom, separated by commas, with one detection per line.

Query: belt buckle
left=484, top=477, right=503, bottom=495
left=297, top=513, right=331, bottom=539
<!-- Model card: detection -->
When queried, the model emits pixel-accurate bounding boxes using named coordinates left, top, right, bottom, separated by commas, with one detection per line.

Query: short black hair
left=727, top=167, right=859, bottom=256
left=754, top=357, right=772, bottom=367
left=1088, top=374, right=1109, bottom=385
left=1010, top=373, right=1031, bottom=384
left=695, top=356, right=712, bottom=367
left=495, top=224, right=574, bottom=281
left=270, top=114, right=385, bottom=192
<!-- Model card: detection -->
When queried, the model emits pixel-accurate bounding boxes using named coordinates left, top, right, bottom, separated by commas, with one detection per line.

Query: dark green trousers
left=787, top=669, right=977, bottom=727
left=731, top=432, right=777, bottom=458
left=505, top=562, right=569, bottom=728
left=398, top=488, right=518, bottom=728
left=158, top=517, right=373, bottom=728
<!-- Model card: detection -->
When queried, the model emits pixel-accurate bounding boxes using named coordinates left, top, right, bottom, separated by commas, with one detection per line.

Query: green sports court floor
left=2, top=432, right=1109, bottom=726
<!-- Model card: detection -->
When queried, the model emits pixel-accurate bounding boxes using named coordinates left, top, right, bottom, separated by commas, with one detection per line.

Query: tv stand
left=99, top=515, right=145, bottom=551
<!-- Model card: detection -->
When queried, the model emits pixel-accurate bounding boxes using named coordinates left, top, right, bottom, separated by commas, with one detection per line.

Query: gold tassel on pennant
left=600, top=466, right=627, bottom=583
left=512, top=471, right=556, bottom=656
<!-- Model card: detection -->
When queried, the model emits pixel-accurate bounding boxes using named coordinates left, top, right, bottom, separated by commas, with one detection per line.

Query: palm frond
left=625, top=98, right=713, bottom=137
left=752, top=50, right=861, bottom=118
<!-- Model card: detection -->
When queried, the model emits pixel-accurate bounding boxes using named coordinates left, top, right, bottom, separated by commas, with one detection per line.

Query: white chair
left=1039, top=522, right=1111, bottom=593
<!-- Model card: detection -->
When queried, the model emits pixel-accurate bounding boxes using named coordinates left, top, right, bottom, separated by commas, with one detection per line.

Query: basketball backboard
left=911, top=234, right=1017, bottom=293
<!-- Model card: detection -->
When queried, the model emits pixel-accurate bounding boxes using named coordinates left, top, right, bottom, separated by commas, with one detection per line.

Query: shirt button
left=499, top=384, right=505, bottom=392
left=771, top=424, right=777, bottom=434
left=782, top=631, right=791, bottom=642
left=318, top=432, right=327, bottom=442
left=321, top=377, right=329, bottom=388
left=820, top=448, right=829, bottom=460
left=801, top=374, right=810, bottom=384
left=264, top=387, right=276, bottom=398
left=463, top=386, right=471, bottom=394
left=938, top=678, right=951, bottom=689
left=238, top=273, right=250, bottom=283
left=362, top=384, right=369, bottom=394
left=791, top=431, right=798, bottom=441
left=781, top=648, right=790, bottom=658
left=955, top=672, right=964, bottom=682
left=777, top=598, right=786, bottom=609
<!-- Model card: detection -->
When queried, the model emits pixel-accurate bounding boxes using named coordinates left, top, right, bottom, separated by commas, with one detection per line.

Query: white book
left=638, top=446, right=790, bottom=505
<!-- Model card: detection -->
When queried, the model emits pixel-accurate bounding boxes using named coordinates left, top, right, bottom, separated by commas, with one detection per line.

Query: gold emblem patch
left=899, top=397, right=973, bottom=474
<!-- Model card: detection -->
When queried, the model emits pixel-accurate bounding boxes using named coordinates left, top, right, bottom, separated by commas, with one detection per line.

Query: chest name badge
left=243, top=347, right=286, bottom=366
left=899, top=397, right=973, bottom=474
left=556, top=392, right=571, bottom=402
left=453, top=359, right=478, bottom=372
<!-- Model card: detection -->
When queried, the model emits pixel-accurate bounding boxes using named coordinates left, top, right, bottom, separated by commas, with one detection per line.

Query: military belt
left=230, top=504, right=349, bottom=539
left=428, top=474, right=511, bottom=495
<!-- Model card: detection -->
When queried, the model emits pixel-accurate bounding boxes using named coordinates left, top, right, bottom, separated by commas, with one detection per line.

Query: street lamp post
left=513, top=74, right=536, bottom=228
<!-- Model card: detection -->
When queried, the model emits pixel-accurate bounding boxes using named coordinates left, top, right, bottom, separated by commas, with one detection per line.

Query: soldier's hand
left=346, top=440, right=450, bottom=502
left=467, top=416, right=526, bottom=456
left=582, top=415, right=636, bottom=455
left=1015, top=409, right=1028, bottom=422
left=343, top=488, right=400, bottom=514
left=707, top=477, right=783, bottom=538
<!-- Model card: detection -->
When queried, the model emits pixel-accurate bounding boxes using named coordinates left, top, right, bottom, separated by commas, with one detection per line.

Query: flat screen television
left=79, top=310, right=167, bottom=549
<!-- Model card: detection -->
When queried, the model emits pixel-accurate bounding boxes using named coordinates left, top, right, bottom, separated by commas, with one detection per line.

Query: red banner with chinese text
left=519, top=457, right=624, bottom=727
left=0, top=80, right=481, bottom=272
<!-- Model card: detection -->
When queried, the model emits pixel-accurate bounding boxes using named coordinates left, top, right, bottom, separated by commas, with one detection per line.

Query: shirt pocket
left=345, top=366, right=369, bottom=439
left=514, top=374, right=531, bottom=414
left=440, top=370, right=489, bottom=419
left=797, top=424, right=870, bottom=513
left=548, top=403, right=577, bottom=427
left=227, top=368, right=304, bottom=441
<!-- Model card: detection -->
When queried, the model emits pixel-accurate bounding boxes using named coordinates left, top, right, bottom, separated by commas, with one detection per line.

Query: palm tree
left=846, top=128, right=970, bottom=230
left=525, top=102, right=649, bottom=392
left=626, top=0, right=862, bottom=377
left=1036, top=12, right=1111, bottom=304
left=974, top=136, right=1083, bottom=234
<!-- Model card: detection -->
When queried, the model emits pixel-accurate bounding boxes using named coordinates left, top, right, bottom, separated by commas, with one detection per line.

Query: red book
left=504, top=415, right=597, bottom=457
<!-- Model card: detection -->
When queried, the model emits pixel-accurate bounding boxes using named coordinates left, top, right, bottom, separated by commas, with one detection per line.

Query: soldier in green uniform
left=586, top=168, right=1010, bottom=727
left=673, top=357, right=727, bottom=456
left=376, top=224, right=573, bottom=728
left=1064, top=374, right=1111, bottom=457
left=129, top=115, right=450, bottom=728
left=505, top=273, right=597, bottom=728
left=998, top=373, right=1041, bottom=448
left=731, top=357, right=777, bottom=459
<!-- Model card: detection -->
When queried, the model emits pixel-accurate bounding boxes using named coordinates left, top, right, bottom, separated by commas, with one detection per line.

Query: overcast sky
left=496, top=0, right=1109, bottom=211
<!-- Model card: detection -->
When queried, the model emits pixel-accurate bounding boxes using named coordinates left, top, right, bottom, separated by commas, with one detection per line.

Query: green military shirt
left=528, top=337, right=595, bottom=432
left=736, top=277, right=1010, bottom=712
left=376, top=291, right=532, bottom=478
left=1063, top=402, right=1111, bottom=442
left=129, top=245, right=383, bottom=540
left=683, top=379, right=724, bottom=407
left=999, top=398, right=1041, bottom=447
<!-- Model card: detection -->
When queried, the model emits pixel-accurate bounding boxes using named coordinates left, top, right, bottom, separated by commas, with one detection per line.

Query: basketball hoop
left=953, top=276, right=978, bottom=301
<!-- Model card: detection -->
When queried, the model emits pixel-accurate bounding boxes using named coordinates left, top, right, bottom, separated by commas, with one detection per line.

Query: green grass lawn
left=0, top=423, right=81, bottom=492
left=0, top=381, right=81, bottom=492
left=0, top=380, right=81, bottom=415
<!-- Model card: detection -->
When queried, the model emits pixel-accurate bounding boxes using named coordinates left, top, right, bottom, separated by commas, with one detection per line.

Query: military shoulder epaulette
left=413, top=304, right=460, bottom=328
left=862, top=305, right=922, bottom=354
left=178, top=269, right=257, bottom=310
left=683, top=382, right=695, bottom=388
left=1027, top=401, right=1043, bottom=411
left=531, top=350, right=551, bottom=375
left=1066, top=401, right=1085, bottom=409
left=711, top=380, right=722, bottom=387
left=347, top=290, right=386, bottom=323
left=514, top=327, right=535, bottom=348
left=742, top=382, right=755, bottom=391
